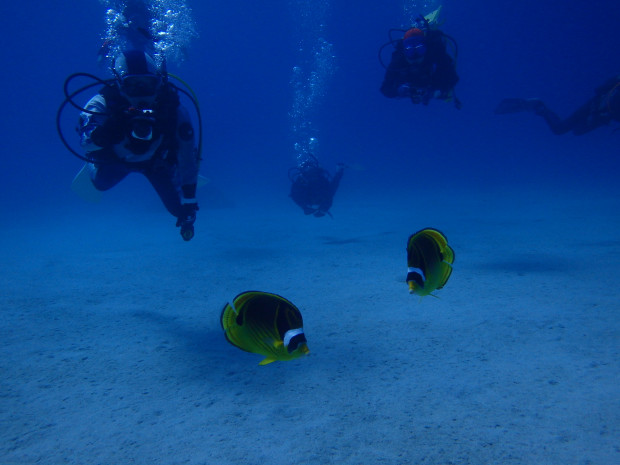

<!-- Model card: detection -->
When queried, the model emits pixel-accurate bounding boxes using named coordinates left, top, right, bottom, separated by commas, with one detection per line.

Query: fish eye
left=287, top=335, right=308, bottom=353
left=287, top=339, right=300, bottom=353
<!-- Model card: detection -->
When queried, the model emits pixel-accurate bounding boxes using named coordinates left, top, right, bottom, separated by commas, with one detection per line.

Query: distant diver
left=379, top=7, right=461, bottom=108
left=495, top=75, right=620, bottom=135
left=288, top=155, right=345, bottom=218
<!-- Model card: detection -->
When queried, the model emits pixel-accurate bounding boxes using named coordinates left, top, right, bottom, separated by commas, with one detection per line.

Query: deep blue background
left=1, top=0, right=619, bottom=222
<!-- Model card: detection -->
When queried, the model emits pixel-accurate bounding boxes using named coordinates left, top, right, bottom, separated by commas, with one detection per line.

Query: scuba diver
left=495, top=75, right=620, bottom=135
left=57, top=1, right=202, bottom=241
left=379, top=12, right=460, bottom=108
left=289, top=156, right=345, bottom=218
left=67, top=50, right=200, bottom=241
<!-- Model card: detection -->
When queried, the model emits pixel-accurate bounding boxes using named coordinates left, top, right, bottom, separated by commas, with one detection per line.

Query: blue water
left=1, top=1, right=619, bottom=463
left=1, top=0, right=619, bottom=218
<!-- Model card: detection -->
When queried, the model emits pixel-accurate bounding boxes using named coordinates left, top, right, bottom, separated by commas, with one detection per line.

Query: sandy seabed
left=1, top=183, right=619, bottom=465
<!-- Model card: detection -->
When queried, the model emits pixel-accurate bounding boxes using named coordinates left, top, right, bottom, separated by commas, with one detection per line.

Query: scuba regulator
left=128, top=107, right=157, bottom=141
left=124, top=106, right=160, bottom=155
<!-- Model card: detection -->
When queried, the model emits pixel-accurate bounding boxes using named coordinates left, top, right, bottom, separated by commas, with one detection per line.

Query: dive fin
left=424, top=6, right=443, bottom=26
left=197, top=174, right=209, bottom=188
left=71, top=164, right=102, bottom=203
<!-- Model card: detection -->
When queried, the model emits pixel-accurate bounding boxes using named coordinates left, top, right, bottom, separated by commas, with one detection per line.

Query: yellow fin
left=424, top=6, right=443, bottom=26
left=259, top=357, right=277, bottom=365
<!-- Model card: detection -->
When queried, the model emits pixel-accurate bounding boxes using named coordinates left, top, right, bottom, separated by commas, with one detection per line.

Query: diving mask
left=121, top=74, right=162, bottom=98
left=403, top=36, right=426, bottom=60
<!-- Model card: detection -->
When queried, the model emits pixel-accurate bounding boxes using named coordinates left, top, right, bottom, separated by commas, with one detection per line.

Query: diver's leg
left=331, top=165, right=345, bottom=193
left=90, top=161, right=131, bottom=191
left=144, top=165, right=183, bottom=218
left=290, top=179, right=314, bottom=215
left=536, top=96, right=605, bottom=135
left=569, top=97, right=610, bottom=135
left=496, top=98, right=576, bottom=135
left=535, top=103, right=582, bottom=135
left=534, top=104, right=573, bottom=135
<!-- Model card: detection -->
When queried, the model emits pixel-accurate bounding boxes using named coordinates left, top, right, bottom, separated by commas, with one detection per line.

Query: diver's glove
left=436, top=90, right=463, bottom=110
left=408, top=87, right=432, bottom=105
left=397, top=83, right=412, bottom=97
left=176, top=202, right=198, bottom=241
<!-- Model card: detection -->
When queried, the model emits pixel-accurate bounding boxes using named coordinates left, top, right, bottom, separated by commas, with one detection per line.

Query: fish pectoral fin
left=259, top=357, right=278, bottom=365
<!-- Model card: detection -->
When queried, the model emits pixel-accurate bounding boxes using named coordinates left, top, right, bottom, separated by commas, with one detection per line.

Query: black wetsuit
left=380, top=30, right=459, bottom=101
left=79, top=84, right=198, bottom=220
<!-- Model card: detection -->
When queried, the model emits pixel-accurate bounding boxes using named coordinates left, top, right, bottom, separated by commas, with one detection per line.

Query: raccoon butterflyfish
left=220, top=291, right=309, bottom=365
left=406, top=228, right=455, bottom=297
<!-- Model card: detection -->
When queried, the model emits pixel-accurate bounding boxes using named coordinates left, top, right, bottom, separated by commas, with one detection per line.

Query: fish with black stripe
left=406, top=228, right=455, bottom=297
left=220, top=291, right=309, bottom=365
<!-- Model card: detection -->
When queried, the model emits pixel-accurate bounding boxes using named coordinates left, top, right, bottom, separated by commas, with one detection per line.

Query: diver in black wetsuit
left=289, top=156, right=345, bottom=218
left=78, top=50, right=200, bottom=240
left=495, top=75, right=620, bottom=135
left=380, top=25, right=460, bottom=108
